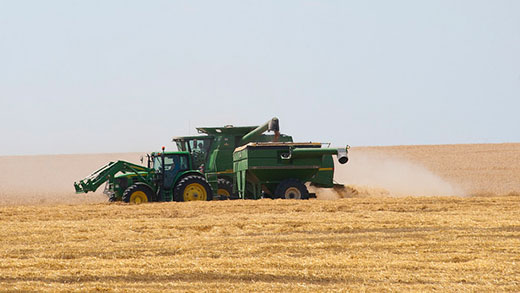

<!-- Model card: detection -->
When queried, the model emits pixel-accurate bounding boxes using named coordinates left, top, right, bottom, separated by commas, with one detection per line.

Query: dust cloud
left=0, top=153, right=143, bottom=205
left=314, top=149, right=463, bottom=200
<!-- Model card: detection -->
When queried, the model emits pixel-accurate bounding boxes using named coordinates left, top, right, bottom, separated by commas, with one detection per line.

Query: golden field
left=0, top=143, right=519, bottom=291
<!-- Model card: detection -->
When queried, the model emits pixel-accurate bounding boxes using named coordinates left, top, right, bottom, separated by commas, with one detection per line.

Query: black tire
left=274, top=179, right=309, bottom=200
left=217, top=178, right=235, bottom=200
left=174, top=175, right=213, bottom=202
left=122, top=184, right=154, bottom=204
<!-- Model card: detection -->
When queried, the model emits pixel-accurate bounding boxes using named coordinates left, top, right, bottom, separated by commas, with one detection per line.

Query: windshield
left=187, top=138, right=211, bottom=170
left=188, top=139, right=211, bottom=153
left=174, top=138, right=212, bottom=170
left=152, top=154, right=189, bottom=172
left=153, top=155, right=175, bottom=171
left=175, top=138, right=212, bottom=153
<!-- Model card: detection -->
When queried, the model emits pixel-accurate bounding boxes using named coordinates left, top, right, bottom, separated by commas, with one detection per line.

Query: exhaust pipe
left=337, top=147, right=348, bottom=164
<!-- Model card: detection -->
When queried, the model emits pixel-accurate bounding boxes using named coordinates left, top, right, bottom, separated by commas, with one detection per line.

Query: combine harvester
left=74, top=118, right=349, bottom=203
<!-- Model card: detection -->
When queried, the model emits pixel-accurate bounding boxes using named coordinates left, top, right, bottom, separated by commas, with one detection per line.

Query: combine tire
left=122, top=184, right=154, bottom=204
left=174, top=175, right=213, bottom=202
left=217, top=178, right=235, bottom=200
left=275, top=179, right=309, bottom=200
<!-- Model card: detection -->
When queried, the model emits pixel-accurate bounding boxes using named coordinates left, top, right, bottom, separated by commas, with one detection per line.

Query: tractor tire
left=122, top=184, right=154, bottom=204
left=217, top=178, right=235, bottom=200
left=274, top=179, right=309, bottom=200
left=173, top=175, right=213, bottom=202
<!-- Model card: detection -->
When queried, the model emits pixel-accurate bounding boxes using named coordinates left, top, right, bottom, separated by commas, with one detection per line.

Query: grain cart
left=172, top=117, right=336, bottom=198
left=233, top=142, right=349, bottom=199
left=74, top=148, right=213, bottom=203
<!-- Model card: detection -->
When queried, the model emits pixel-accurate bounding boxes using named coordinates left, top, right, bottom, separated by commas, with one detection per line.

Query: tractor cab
left=145, top=150, right=213, bottom=201
left=149, top=151, right=191, bottom=187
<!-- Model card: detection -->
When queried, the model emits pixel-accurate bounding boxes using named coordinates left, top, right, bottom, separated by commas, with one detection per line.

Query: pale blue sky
left=1, top=1, right=519, bottom=155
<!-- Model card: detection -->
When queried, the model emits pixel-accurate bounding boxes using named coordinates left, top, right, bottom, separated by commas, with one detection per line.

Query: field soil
left=0, top=143, right=519, bottom=291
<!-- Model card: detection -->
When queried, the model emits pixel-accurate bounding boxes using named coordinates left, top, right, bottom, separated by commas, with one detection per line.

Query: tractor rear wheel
left=174, top=175, right=213, bottom=202
left=274, top=179, right=309, bottom=200
left=217, top=178, right=235, bottom=200
left=122, top=184, right=154, bottom=204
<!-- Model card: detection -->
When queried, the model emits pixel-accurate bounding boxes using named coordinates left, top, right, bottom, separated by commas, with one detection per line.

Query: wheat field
left=1, top=143, right=519, bottom=291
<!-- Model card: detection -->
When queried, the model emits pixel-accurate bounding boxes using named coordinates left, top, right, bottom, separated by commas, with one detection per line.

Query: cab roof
left=172, top=135, right=214, bottom=141
left=172, top=126, right=257, bottom=140
left=197, top=126, right=258, bottom=135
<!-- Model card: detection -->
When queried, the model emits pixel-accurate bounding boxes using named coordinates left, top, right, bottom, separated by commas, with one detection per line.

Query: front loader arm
left=74, top=161, right=151, bottom=193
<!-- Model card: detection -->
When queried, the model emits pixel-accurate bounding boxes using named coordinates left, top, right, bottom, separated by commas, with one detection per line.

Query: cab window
left=189, top=139, right=211, bottom=153
left=153, top=155, right=175, bottom=171
left=179, top=155, right=189, bottom=170
left=164, top=156, right=175, bottom=171
left=176, top=141, right=187, bottom=151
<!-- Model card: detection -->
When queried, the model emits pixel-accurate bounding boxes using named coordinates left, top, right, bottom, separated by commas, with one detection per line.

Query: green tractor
left=173, top=117, right=338, bottom=199
left=74, top=148, right=213, bottom=203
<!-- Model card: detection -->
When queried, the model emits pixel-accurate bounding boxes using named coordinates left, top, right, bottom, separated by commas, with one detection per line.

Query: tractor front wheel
left=122, top=184, right=154, bottom=204
left=174, top=175, right=213, bottom=202
left=274, top=179, right=309, bottom=200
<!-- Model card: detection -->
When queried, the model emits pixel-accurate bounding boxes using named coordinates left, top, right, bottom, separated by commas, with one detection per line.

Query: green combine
left=172, top=118, right=286, bottom=198
left=173, top=117, right=341, bottom=199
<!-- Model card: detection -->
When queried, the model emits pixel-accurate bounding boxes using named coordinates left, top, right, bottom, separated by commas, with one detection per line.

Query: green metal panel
left=235, top=146, right=321, bottom=180
left=309, top=155, right=335, bottom=188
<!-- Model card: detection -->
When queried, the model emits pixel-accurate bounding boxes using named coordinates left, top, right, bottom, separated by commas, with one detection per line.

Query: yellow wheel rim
left=218, top=188, right=231, bottom=197
left=284, top=187, right=301, bottom=199
left=130, top=190, right=148, bottom=204
left=183, top=183, right=207, bottom=201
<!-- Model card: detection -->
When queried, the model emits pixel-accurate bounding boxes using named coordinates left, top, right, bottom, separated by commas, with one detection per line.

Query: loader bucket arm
left=74, top=161, right=151, bottom=194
